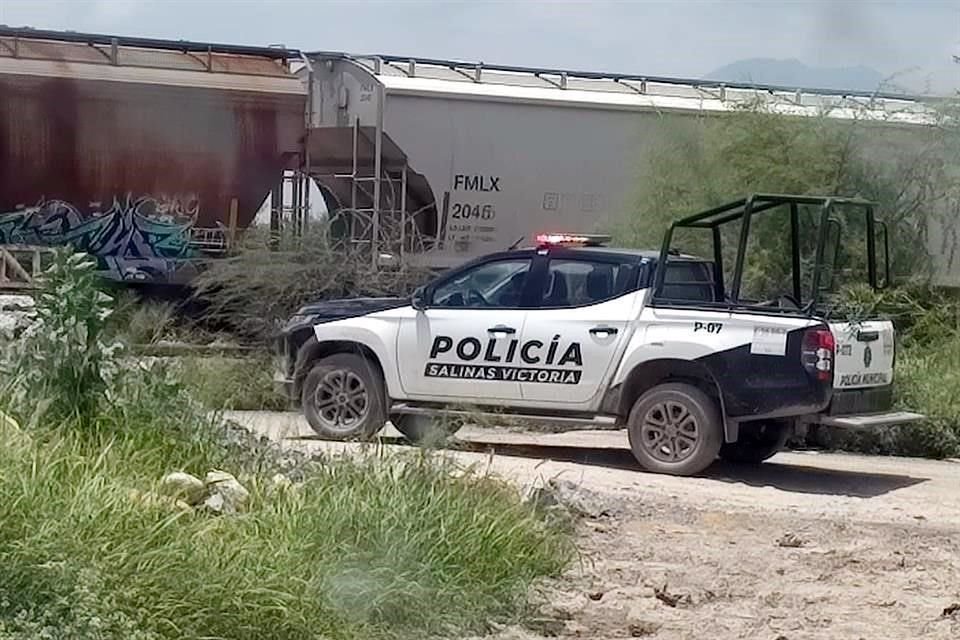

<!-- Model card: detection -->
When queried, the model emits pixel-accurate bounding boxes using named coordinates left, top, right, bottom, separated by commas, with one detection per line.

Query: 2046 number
left=451, top=203, right=496, bottom=220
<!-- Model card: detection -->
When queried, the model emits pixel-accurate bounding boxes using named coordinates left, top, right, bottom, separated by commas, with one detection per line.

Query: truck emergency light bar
left=535, top=233, right=611, bottom=247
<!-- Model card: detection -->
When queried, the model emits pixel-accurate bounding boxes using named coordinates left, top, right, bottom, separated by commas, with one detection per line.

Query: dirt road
left=227, top=411, right=960, bottom=640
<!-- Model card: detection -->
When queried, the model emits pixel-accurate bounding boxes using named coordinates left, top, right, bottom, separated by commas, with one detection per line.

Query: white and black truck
left=274, top=194, right=923, bottom=476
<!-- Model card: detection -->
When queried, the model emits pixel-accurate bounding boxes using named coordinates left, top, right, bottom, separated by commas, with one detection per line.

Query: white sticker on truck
left=750, top=326, right=788, bottom=356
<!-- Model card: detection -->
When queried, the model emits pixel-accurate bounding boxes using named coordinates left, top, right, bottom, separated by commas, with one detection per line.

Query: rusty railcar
left=0, top=27, right=306, bottom=284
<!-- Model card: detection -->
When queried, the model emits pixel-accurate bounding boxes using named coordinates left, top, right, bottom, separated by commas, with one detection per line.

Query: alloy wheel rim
left=640, top=400, right=700, bottom=462
left=312, top=370, right=369, bottom=433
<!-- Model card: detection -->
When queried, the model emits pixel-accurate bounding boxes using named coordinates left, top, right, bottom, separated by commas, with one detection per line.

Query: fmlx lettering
left=454, top=175, right=501, bottom=192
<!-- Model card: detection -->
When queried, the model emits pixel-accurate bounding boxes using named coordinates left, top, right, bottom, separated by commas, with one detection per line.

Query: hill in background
left=705, top=58, right=892, bottom=93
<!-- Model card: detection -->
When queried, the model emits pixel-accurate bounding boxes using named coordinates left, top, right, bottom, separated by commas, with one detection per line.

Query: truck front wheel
left=626, top=382, right=722, bottom=476
left=718, top=420, right=791, bottom=464
left=301, top=353, right=386, bottom=440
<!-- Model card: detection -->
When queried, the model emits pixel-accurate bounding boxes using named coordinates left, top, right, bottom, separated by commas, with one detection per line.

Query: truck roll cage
left=653, top=193, right=891, bottom=313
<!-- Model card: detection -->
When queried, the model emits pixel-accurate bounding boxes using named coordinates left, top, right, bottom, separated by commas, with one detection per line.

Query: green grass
left=892, top=339, right=960, bottom=456
left=0, top=249, right=571, bottom=640
left=819, top=334, right=960, bottom=458
left=176, top=354, right=290, bottom=411
left=0, top=396, right=569, bottom=640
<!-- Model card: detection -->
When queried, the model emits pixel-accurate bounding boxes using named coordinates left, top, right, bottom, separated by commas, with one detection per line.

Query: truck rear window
left=658, top=261, right=716, bottom=302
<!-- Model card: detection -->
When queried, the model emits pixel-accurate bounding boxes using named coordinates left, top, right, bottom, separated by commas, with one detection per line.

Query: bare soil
left=227, top=411, right=960, bottom=640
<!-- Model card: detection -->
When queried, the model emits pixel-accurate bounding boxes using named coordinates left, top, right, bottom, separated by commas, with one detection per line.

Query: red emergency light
left=535, top=233, right=611, bottom=247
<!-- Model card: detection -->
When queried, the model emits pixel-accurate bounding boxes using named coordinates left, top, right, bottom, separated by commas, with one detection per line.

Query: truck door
left=518, top=257, right=640, bottom=406
left=396, top=257, right=533, bottom=402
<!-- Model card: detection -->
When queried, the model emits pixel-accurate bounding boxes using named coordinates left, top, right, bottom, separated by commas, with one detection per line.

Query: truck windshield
left=432, top=259, right=531, bottom=307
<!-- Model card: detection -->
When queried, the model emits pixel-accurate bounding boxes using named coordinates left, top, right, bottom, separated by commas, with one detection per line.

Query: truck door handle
left=857, top=330, right=879, bottom=342
left=590, top=326, right=618, bottom=336
left=487, top=325, right=516, bottom=335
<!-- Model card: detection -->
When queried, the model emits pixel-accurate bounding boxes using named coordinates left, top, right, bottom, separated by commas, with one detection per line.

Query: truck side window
left=660, top=261, right=716, bottom=302
left=539, top=259, right=626, bottom=307
left=432, top=259, right=532, bottom=308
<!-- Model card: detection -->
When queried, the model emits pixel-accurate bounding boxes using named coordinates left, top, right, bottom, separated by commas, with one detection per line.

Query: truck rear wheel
left=626, top=382, right=722, bottom=476
left=301, top=353, right=386, bottom=440
left=718, top=420, right=790, bottom=464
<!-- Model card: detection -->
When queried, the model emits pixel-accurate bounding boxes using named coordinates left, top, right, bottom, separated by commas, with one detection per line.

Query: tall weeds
left=0, top=250, right=570, bottom=640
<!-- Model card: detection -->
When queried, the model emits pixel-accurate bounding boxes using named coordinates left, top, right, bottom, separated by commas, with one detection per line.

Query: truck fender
left=607, top=354, right=735, bottom=443
left=293, top=318, right=403, bottom=400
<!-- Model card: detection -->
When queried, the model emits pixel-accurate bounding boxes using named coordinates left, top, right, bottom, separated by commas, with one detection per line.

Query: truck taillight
left=802, top=327, right=835, bottom=381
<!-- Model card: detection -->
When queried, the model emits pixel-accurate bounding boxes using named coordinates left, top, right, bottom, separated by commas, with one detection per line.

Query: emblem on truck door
left=864, top=345, right=872, bottom=368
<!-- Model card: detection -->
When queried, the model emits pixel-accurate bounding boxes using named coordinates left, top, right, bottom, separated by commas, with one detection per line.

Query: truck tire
left=626, top=382, right=723, bottom=476
left=718, top=420, right=790, bottom=464
left=301, top=353, right=386, bottom=440
left=391, top=414, right=461, bottom=446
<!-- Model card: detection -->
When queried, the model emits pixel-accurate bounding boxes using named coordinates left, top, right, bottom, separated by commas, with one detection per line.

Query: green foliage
left=0, top=254, right=569, bottom=640
left=0, top=428, right=569, bottom=640
left=619, top=102, right=959, bottom=289
left=824, top=283, right=960, bottom=348
left=822, top=333, right=960, bottom=458
left=109, top=291, right=180, bottom=345
left=177, top=355, right=290, bottom=411
left=2, top=250, right=122, bottom=424
left=192, top=233, right=432, bottom=340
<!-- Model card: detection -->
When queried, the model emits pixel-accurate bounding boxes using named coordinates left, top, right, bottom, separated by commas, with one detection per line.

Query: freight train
left=1, top=27, right=955, bottom=286
left=0, top=27, right=304, bottom=284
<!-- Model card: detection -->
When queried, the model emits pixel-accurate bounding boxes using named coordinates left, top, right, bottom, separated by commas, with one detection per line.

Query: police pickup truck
left=275, top=195, right=923, bottom=476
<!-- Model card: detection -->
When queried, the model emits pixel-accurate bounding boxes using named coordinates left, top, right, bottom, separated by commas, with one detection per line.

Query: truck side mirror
left=411, top=286, right=428, bottom=311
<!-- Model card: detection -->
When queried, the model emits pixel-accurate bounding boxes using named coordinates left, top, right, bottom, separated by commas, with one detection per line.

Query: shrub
left=820, top=334, right=960, bottom=458
left=824, top=283, right=960, bottom=349
left=618, top=101, right=959, bottom=285
left=109, top=291, right=181, bottom=345
left=192, top=233, right=432, bottom=341
left=1, top=249, right=122, bottom=425
left=0, top=251, right=570, bottom=640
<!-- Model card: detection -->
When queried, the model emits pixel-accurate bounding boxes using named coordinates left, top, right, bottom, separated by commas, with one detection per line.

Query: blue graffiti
left=0, top=194, right=204, bottom=284
left=0, top=194, right=198, bottom=259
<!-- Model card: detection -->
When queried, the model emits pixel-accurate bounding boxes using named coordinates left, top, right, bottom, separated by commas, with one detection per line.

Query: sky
left=1, top=0, right=958, bottom=93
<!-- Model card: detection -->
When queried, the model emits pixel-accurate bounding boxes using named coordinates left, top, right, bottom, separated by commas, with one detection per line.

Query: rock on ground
left=0, top=294, right=36, bottom=340
left=203, top=470, right=250, bottom=514
left=127, top=488, right=192, bottom=513
left=159, top=471, right=205, bottom=505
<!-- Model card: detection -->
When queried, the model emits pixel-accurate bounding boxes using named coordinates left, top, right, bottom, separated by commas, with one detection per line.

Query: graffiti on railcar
left=0, top=194, right=199, bottom=257
left=0, top=194, right=205, bottom=283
